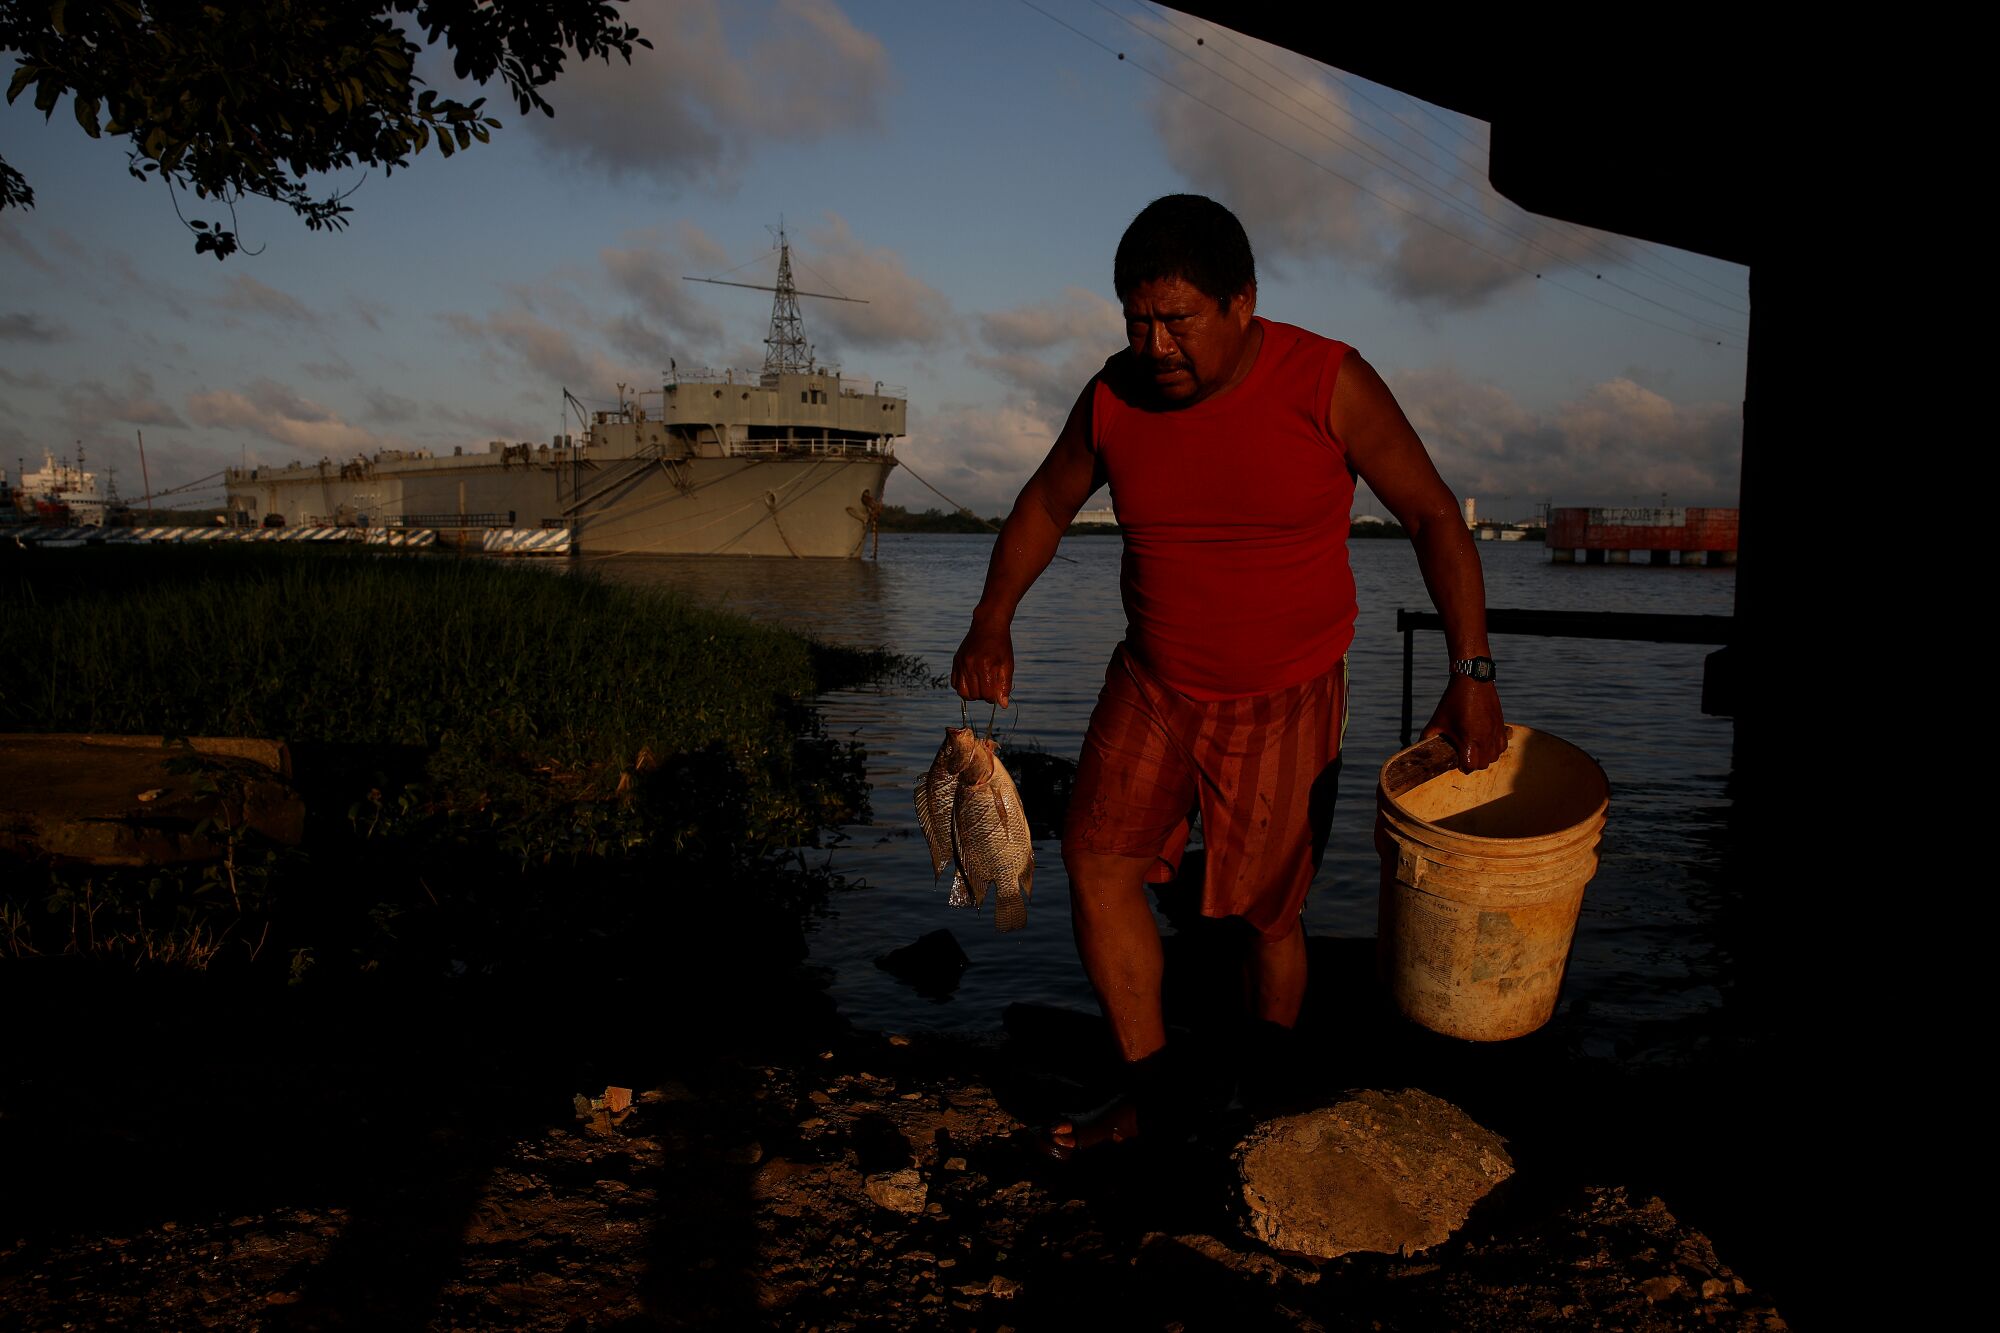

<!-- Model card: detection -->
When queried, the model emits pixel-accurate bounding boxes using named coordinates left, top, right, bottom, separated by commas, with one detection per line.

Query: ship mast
left=681, top=223, right=869, bottom=381
left=764, top=230, right=812, bottom=375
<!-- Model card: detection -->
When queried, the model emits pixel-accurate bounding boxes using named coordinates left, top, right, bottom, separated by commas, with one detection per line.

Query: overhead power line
left=1139, top=3, right=1750, bottom=319
left=1091, top=0, right=1745, bottom=339
left=1017, top=0, right=1743, bottom=348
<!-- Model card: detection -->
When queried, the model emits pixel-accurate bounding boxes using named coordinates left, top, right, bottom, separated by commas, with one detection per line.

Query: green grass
left=3, top=544, right=890, bottom=764
left=0, top=545, right=920, bottom=978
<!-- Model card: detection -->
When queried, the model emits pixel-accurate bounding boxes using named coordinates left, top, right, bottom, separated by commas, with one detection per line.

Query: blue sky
left=0, top=1, right=1749, bottom=523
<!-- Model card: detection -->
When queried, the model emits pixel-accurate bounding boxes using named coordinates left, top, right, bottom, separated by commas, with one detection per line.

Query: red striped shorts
left=1064, top=643, right=1349, bottom=940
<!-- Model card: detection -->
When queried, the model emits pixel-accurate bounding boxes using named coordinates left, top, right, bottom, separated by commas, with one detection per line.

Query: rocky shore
left=0, top=992, right=1795, bottom=1332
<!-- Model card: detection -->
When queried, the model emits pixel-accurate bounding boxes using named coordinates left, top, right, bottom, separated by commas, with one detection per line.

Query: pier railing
left=665, top=368, right=907, bottom=398
left=1395, top=607, right=1735, bottom=745
left=726, top=438, right=891, bottom=458
left=394, top=512, right=516, bottom=529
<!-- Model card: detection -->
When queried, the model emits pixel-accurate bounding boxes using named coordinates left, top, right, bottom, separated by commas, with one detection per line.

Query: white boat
left=12, top=448, right=108, bottom=526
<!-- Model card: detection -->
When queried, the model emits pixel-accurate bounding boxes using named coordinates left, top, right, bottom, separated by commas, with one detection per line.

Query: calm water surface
left=593, top=534, right=1738, bottom=1062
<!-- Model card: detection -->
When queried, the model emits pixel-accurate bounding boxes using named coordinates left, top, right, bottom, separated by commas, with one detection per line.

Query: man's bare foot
left=1035, top=1096, right=1141, bottom=1162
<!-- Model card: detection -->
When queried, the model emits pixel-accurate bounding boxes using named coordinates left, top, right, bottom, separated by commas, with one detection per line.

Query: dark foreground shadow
left=980, top=891, right=1824, bottom=1329
left=0, top=888, right=847, bottom=1331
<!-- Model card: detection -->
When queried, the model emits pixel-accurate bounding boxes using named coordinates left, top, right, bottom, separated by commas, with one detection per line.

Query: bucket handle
left=1383, top=725, right=1517, bottom=796
left=1383, top=735, right=1461, bottom=797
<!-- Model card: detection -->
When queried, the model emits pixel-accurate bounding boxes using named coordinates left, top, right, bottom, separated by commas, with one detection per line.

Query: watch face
left=1458, top=657, right=1495, bottom=681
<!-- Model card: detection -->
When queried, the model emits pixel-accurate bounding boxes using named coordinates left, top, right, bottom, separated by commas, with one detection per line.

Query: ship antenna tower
left=765, top=226, right=812, bottom=376
left=681, top=221, right=869, bottom=381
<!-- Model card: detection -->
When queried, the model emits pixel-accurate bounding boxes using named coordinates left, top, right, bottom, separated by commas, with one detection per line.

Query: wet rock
left=1641, top=1274, right=1684, bottom=1303
left=864, top=1169, right=927, bottom=1214
left=995, top=746, right=1076, bottom=839
left=875, top=929, right=971, bottom=997
left=1234, top=1088, right=1513, bottom=1259
left=1139, top=1231, right=1316, bottom=1288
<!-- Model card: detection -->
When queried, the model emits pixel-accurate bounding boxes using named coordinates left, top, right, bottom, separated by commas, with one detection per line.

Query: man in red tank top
left=952, top=195, right=1504, bottom=1157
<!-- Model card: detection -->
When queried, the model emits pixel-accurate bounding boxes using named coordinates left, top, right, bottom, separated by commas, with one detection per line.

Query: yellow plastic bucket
left=1374, top=726, right=1609, bottom=1041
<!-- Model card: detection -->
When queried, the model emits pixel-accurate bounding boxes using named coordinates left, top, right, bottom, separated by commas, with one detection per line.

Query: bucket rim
left=1375, top=724, right=1609, bottom=844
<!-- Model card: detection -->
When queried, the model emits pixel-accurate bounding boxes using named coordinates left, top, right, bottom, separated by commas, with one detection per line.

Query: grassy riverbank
left=0, top=545, right=921, bottom=983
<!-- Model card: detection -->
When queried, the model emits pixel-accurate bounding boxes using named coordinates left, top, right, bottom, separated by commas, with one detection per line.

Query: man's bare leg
left=1045, top=848, right=1164, bottom=1152
left=1246, top=915, right=1308, bottom=1028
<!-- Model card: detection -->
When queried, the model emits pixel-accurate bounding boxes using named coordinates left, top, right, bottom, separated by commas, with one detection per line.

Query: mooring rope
left=894, top=456, right=1076, bottom=565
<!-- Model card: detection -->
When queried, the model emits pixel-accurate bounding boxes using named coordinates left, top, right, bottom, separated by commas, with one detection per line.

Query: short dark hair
left=1113, top=194, right=1256, bottom=306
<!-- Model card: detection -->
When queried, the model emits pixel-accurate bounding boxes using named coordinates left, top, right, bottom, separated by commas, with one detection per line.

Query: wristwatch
left=1451, top=656, right=1498, bottom=683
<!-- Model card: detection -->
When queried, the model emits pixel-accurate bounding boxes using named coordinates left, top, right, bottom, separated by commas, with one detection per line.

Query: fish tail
left=993, top=882, right=1027, bottom=933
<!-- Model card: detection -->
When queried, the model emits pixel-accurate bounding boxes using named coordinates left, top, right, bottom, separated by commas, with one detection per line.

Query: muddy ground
left=0, top=934, right=1827, bottom=1331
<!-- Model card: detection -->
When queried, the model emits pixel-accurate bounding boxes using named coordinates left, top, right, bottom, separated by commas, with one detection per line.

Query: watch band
left=1451, top=656, right=1497, bottom=683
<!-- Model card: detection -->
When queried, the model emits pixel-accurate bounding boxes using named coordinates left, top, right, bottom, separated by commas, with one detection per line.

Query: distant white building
left=1072, top=507, right=1119, bottom=526
left=1352, top=513, right=1390, bottom=526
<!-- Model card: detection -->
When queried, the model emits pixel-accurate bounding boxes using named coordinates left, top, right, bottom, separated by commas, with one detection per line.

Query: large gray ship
left=224, top=233, right=902, bottom=557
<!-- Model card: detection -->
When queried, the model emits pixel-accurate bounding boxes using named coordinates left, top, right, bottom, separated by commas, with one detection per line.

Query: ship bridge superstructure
left=585, top=368, right=905, bottom=460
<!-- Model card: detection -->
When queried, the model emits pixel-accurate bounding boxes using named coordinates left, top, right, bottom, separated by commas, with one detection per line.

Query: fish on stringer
left=913, top=719, right=1035, bottom=932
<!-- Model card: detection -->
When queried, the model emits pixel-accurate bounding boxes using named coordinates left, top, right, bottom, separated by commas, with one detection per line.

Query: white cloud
left=186, top=385, right=388, bottom=457
left=893, top=400, right=1066, bottom=518
left=441, top=308, right=631, bottom=397
left=1136, top=16, right=1624, bottom=310
left=215, top=274, right=313, bottom=324
left=969, top=286, right=1121, bottom=410
left=58, top=370, right=187, bottom=430
left=600, top=227, right=731, bottom=351
left=0, top=215, right=55, bottom=273
left=1389, top=367, right=1740, bottom=508
left=796, top=214, right=951, bottom=358
left=362, top=388, right=423, bottom=424
left=0, top=311, right=66, bottom=341
left=518, top=0, right=892, bottom=187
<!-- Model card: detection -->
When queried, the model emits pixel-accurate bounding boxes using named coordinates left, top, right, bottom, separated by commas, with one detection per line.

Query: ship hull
left=573, top=454, right=896, bottom=558
left=226, top=453, right=896, bottom=558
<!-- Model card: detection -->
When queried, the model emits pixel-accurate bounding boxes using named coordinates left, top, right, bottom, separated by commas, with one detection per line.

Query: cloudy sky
left=0, top=0, right=1749, bottom=523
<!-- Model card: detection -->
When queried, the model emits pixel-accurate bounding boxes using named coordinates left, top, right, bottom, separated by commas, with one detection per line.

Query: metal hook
left=960, top=697, right=969, bottom=730
left=986, top=701, right=998, bottom=742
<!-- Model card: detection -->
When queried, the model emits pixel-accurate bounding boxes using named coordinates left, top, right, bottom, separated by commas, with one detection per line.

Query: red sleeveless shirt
left=1089, top=318, right=1357, bottom=701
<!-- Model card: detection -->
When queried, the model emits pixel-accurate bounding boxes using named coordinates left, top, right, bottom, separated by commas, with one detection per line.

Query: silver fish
left=914, top=727, right=976, bottom=886
left=949, top=736, right=1035, bottom=933
left=913, top=727, right=1034, bottom=929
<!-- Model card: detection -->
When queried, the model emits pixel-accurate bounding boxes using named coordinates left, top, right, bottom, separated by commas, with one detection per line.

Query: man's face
left=1122, top=275, right=1257, bottom=407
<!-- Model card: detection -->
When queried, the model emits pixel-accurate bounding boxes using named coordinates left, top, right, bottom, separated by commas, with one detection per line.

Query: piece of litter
left=603, top=1086, right=632, bottom=1113
left=136, top=789, right=164, bottom=803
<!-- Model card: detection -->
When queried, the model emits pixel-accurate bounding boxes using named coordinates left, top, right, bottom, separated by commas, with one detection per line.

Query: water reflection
left=583, top=552, right=893, bottom=647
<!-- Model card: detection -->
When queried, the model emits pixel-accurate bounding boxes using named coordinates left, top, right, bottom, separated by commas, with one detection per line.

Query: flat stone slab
left=1235, top=1088, right=1514, bottom=1259
left=0, top=734, right=303, bottom=866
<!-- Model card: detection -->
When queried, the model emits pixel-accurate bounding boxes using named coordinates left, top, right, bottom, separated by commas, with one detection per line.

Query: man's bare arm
left=1335, top=353, right=1506, bottom=771
left=952, top=387, right=1104, bottom=707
